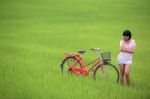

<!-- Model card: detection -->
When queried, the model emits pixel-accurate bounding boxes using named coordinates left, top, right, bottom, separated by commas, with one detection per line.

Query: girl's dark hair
left=123, top=30, right=132, bottom=40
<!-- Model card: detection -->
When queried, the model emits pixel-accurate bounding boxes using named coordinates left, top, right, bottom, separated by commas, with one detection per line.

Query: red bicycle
left=60, top=48, right=119, bottom=83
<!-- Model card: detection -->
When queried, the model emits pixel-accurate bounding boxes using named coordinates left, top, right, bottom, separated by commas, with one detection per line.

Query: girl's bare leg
left=119, top=64, right=125, bottom=85
left=125, top=64, right=131, bottom=86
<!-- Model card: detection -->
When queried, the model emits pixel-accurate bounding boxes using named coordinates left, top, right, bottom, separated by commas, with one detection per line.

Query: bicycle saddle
left=78, top=50, right=86, bottom=54
left=90, top=48, right=100, bottom=51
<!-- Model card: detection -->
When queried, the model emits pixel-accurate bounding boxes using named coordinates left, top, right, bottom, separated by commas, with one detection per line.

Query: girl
left=118, top=30, right=136, bottom=86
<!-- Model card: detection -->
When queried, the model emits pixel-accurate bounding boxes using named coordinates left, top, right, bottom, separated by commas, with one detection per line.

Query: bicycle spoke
left=94, top=64, right=119, bottom=83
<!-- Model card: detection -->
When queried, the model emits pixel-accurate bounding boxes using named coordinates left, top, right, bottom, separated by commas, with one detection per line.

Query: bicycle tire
left=93, top=63, right=119, bottom=83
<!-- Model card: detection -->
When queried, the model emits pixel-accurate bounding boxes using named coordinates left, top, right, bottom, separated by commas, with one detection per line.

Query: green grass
left=0, top=0, right=150, bottom=99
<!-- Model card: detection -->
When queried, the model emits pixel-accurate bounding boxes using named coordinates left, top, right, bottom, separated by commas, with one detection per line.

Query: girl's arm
left=121, top=48, right=135, bottom=53
left=122, top=40, right=126, bottom=51
left=120, top=40, right=136, bottom=53
left=120, top=40, right=126, bottom=52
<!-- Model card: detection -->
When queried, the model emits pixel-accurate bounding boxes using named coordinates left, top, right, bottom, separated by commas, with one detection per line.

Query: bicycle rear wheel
left=60, top=57, right=81, bottom=75
left=93, top=63, right=119, bottom=83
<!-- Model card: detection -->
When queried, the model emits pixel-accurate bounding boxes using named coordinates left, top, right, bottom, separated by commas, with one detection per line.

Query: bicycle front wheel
left=93, top=63, right=119, bottom=83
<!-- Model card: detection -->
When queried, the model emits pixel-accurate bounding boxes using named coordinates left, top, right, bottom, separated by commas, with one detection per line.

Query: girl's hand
left=120, top=49, right=126, bottom=52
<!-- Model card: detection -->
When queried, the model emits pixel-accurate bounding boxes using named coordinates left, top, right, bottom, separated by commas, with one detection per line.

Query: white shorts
left=117, top=52, right=133, bottom=65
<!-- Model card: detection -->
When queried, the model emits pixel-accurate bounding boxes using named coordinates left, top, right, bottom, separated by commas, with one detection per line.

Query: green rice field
left=0, top=0, right=150, bottom=99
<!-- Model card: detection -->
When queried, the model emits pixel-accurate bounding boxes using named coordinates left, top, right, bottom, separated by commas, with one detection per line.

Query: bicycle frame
left=64, top=53, right=104, bottom=76
left=85, top=58, right=102, bottom=71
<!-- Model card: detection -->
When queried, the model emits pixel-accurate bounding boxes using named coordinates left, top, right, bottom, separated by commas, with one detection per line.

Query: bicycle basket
left=101, top=52, right=111, bottom=61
